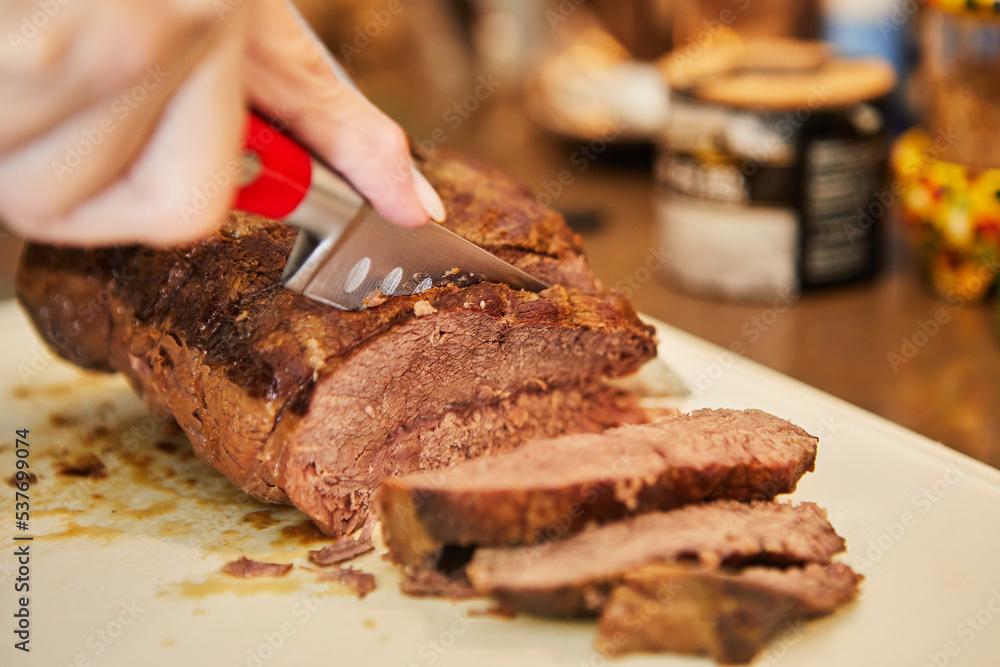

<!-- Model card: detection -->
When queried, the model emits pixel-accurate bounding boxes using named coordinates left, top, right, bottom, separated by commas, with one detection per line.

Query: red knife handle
left=234, top=112, right=312, bottom=219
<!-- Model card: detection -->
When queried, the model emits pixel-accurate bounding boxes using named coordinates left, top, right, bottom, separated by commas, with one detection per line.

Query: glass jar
left=922, top=0, right=1000, bottom=169
left=654, top=40, right=895, bottom=301
left=890, top=129, right=1000, bottom=302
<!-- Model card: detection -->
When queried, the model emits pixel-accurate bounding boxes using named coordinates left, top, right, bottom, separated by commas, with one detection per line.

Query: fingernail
left=412, top=165, right=446, bottom=222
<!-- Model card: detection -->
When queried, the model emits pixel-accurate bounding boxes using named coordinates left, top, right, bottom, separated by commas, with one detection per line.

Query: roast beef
left=465, top=500, right=846, bottom=617
left=15, top=150, right=657, bottom=537
left=596, top=562, right=862, bottom=663
left=379, top=409, right=818, bottom=569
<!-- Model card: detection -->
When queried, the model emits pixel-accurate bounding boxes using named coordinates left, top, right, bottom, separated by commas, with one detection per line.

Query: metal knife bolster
left=280, top=157, right=364, bottom=291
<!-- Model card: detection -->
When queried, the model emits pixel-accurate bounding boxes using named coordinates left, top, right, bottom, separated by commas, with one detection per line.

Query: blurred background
left=2, top=0, right=998, bottom=464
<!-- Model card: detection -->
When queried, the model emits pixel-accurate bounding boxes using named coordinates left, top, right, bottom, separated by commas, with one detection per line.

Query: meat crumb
left=364, top=291, right=388, bottom=308
left=444, top=267, right=460, bottom=277
left=314, top=566, right=376, bottom=599
left=413, top=300, right=437, bottom=317
left=399, top=569, right=480, bottom=599
left=222, top=556, right=293, bottom=578
left=308, top=515, right=377, bottom=566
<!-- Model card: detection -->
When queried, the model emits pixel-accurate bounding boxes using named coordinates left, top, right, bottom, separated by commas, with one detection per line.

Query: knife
left=234, top=111, right=548, bottom=310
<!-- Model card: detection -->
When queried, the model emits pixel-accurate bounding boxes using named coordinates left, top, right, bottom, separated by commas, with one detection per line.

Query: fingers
left=0, top=0, right=222, bottom=154
left=0, top=0, right=444, bottom=246
left=245, top=0, right=445, bottom=227
left=412, top=165, right=447, bottom=223
left=0, top=4, right=246, bottom=246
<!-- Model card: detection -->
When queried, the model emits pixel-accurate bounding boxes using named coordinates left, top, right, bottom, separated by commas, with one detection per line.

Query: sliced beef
left=465, top=500, right=846, bottom=617
left=379, top=409, right=817, bottom=569
left=596, top=562, right=862, bottom=663
left=15, top=150, right=656, bottom=537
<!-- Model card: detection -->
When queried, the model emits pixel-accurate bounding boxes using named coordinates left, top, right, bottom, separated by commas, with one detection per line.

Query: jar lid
left=927, top=0, right=1000, bottom=16
left=659, top=39, right=896, bottom=110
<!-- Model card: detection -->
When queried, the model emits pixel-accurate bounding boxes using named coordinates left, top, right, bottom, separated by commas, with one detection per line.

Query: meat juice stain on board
left=9, top=374, right=348, bottom=570
left=164, top=572, right=307, bottom=600
left=241, top=508, right=281, bottom=530
left=161, top=565, right=381, bottom=601
left=276, top=520, right=330, bottom=547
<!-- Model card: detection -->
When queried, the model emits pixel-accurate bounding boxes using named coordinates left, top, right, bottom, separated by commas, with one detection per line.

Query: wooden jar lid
left=660, top=39, right=896, bottom=110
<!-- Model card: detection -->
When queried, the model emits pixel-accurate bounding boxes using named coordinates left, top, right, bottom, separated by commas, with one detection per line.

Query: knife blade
left=282, top=204, right=548, bottom=310
left=235, top=112, right=548, bottom=310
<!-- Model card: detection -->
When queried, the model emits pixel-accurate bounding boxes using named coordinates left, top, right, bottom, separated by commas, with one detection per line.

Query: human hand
left=0, top=0, right=444, bottom=247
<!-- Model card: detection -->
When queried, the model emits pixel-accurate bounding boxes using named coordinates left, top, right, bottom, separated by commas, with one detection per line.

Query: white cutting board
left=1, top=299, right=999, bottom=667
